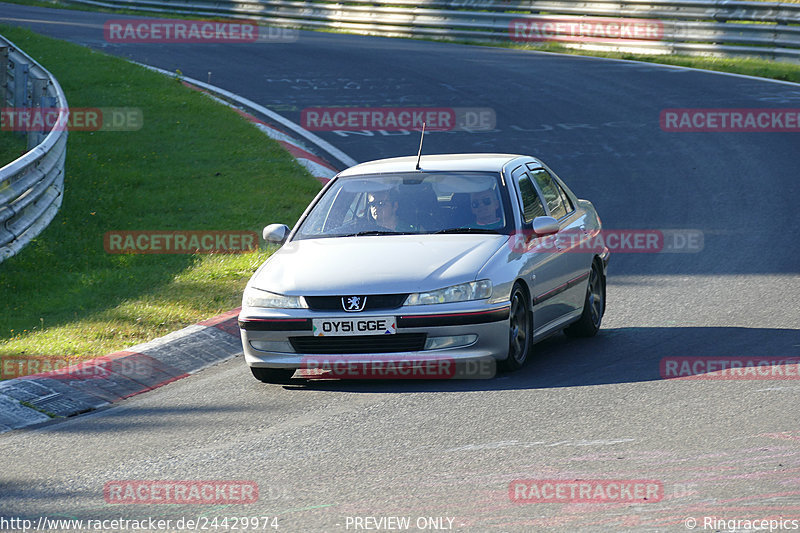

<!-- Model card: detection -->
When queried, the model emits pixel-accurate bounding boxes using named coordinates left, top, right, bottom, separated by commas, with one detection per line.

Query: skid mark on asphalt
left=445, top=438, right=636, bottom=452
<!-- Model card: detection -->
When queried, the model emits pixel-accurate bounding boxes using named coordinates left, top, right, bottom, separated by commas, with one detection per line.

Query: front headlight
left=404, top=280, right=492, bottom=306
left=243, top=286, right=307, bottom=309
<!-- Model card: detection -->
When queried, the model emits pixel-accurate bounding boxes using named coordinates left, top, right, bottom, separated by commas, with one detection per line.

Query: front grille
left=289, top=334, right=427, bottom=354
left=305, top=294, right=409, bottom=312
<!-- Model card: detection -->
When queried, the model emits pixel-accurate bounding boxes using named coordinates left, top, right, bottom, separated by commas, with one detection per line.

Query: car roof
left=337, top=153, right=540, bottom=177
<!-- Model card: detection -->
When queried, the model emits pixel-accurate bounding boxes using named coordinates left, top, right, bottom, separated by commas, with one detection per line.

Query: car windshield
left=294, top=171, right=511, bottom=240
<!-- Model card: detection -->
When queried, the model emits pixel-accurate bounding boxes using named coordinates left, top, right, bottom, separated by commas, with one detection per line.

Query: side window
left=530, top=169, right=567, bottom=220
left=516, top=173, right=546, bottom=223
left=553, top=179, right=574, bottom=213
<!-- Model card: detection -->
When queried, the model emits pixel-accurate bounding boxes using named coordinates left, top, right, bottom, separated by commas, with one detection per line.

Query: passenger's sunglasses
left=471, top=197, right=493, bottom=208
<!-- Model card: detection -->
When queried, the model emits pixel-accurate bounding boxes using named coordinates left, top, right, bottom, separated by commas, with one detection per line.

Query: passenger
left=470, top=188, right=504, bottom=229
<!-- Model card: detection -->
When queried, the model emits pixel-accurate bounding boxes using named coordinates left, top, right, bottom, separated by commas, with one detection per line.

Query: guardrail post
left=12, top=59, right=28, bottom=108
left=28, top=76, right=48, bottom=149
left=0, top=46, right=7, bottom=107
left=12, top=59, right=29, bottom=139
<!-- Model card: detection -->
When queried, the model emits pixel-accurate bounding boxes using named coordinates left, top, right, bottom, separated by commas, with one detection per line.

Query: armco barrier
left=0, top=35, right=68, bottom=263
left=67, top=0, right=800, bottom=61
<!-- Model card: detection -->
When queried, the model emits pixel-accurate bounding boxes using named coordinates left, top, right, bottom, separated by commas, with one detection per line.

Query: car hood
left=251, top=234, right=508, bottom=295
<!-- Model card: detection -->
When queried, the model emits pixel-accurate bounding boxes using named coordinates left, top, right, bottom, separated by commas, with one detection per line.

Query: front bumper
left=239, top=301, right=511, bottom=375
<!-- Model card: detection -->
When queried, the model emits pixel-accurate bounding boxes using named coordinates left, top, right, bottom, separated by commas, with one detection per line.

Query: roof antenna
left=415, top=122, right=426, bottom=170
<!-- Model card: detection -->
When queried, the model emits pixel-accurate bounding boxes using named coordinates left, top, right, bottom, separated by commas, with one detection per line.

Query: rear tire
left=564, top=261, right=605, bottom=338
left=499, top=283, right=532, bottom=372
left=250, top=367, right=295, bottom=384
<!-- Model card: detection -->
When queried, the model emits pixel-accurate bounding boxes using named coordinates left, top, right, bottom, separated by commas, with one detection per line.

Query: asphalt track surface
left=1, top=5, right=799, bottom=532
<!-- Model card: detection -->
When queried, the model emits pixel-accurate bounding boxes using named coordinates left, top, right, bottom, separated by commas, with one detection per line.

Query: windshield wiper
left=433, top=227, right=501, bottom=235
left=339, top=230, right=411, bottom=237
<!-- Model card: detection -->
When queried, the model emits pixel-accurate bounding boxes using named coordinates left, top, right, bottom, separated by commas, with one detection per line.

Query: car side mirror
left=532, top=216, right=559, bottom=236
left=263, top=223, right=290, bottom=244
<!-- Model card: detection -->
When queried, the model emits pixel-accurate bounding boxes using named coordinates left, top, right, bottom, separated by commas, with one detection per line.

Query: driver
left=367, top=188, right=414, bottom=232
left=367, top=189, right=399, bottom=230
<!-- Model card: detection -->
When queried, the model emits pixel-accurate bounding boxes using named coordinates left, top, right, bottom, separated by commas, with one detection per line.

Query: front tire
left=250, top=367, right=295, bottom=384
left=564, top=260, right=605, bottom=338
left=499, top=283, right=532, bottom=372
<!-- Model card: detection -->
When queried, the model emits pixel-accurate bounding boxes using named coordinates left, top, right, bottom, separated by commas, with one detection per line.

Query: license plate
left=312, top=316, right=396, bottom=336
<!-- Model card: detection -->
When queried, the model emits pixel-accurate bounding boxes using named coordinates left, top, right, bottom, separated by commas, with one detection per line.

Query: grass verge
left=0, top=23, right=322, bottom=365
left=1, top=132, right=28, bottom=168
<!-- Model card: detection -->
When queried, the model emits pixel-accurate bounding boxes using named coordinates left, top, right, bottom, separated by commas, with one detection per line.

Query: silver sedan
left=239, top=153, right=608, bottom=383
